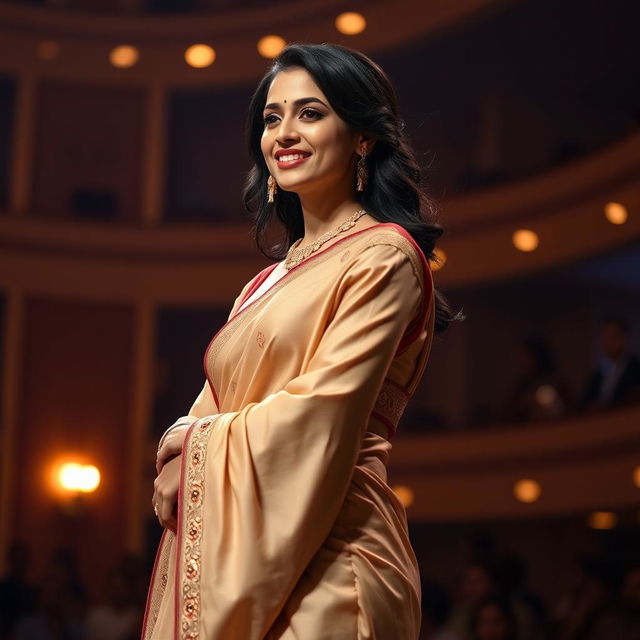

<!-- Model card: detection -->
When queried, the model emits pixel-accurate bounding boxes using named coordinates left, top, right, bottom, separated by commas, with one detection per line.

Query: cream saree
left=141, top=222, right=435, bottom=640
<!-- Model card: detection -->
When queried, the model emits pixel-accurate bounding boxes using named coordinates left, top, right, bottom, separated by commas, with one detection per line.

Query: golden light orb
left=257, top=35, right=287, bottom=59
left=335, top=12, right=367, bottom=35
left=109, top=45, right=139, bottom=68
left=587, top=511, right=617, bottom=530
left=513, top=478, right=541, bottom=503
left=392, top=485, right=415, bottom=508
left=604, top=201, right=628, bottom=225
left=632, top=465, right=640, bottom=488
left=512, top=229, right=539, bottom=252
left=58, top=462, right=101, bottom=493
left=185, top=44, right=216, bottom=68
left=430, top=247, right=446, bottom=271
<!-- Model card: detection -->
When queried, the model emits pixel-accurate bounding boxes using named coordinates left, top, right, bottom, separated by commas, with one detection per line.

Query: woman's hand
left=156, top=423, right=192, bottom=474
left=152, top=454, right=182, bottom=534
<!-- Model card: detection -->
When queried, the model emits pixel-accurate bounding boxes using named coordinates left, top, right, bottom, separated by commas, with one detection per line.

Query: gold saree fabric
left=142, top=222, right=435, bottom=639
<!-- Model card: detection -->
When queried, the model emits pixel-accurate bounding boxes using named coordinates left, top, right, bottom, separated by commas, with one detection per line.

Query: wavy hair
left=241, top=42, right=465, bottom=334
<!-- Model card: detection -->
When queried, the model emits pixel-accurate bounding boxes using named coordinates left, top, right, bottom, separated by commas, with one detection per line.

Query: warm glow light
left=392, top=485, right=414, bottom=507
left=588, top=511, right=617, bottom=529
left=185, top=44, right=216, bottom=68
left=604, top=201, right=628, bottom=225
left=512, top=229, right=539, bottom=252
left=513, top=478, right=541, bottom=503
left=109, top=45, right=139, bottom=68
left=257, top=35, right=287, bottom=59
left=430, top=247, right=446, bottom=271
left=37, top=41, right=60, bottom=61
left=335, top=12, right=367, bottom=35
left=58, top=462, right=101, bottom=493
left=633, top=466, right=640, bottom=488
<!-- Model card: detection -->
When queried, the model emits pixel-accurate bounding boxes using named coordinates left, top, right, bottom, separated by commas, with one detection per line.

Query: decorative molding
left=0, top=131, right=638, bottom=300
left=0, top=0, right=507, bottom=87
left=388, top=403, right=640, bottom=521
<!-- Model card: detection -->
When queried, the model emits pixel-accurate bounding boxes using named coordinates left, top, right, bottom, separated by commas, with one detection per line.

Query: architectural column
left=9, top=73, right=36, bottom=216
left=141, top=82, right=168, bottom=225
left=0, top=290, right=24, bottom=573
left=125, top=299, right=156, bottom=551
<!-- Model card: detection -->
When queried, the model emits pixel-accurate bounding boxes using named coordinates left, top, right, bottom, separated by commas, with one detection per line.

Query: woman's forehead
left=266, top=68, right=325, bottom=103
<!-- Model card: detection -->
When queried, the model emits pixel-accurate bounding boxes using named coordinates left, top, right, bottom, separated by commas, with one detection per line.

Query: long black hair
left=241, top=42, right=464, bottom=334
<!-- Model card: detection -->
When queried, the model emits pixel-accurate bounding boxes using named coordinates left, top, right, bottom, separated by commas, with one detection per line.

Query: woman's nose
left=275, top=115, right=300, bottom=142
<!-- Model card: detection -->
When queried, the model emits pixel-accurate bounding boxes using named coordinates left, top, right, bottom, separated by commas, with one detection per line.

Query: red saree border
left=154, top=223, right=435, bottom=638
left=200, top=221, right=433, bottom=435
left=237, top=262, right=280, bottom=310
left=140, top=528, right=168, bottom=639
left=174, top=415, right=218, bottom=640
left=201, top=222, right=394, bottom=410
left=383, top=222, right=434, bottom=356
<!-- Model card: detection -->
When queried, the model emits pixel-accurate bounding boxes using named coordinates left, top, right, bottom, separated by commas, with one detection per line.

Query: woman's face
left=260, top=67, right=361, bottom=196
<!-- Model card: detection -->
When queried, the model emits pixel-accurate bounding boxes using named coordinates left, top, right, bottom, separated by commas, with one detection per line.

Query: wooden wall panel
left=32, top=81, right=145, bottom=221
left=14, top=295, right=133, bottom=597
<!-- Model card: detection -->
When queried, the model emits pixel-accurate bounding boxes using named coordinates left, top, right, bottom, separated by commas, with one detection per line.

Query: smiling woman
left=142, top=42, right=463, bottom=640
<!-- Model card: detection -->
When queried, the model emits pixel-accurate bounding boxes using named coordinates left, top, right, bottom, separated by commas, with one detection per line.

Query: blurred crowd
left=3, top=534, right=638, bottom=640
left=0, top=543, right=146, bottom=640
left=419, top=535, right=640, bottom=640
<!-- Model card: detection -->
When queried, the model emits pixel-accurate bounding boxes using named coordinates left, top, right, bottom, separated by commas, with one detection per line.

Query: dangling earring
left=356, top=150, right=368, bottom=192
left=267, top=174, right=277, bottom=203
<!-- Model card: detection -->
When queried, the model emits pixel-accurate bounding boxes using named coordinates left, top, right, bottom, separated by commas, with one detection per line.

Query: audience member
left=502, top=336, right=571, bottom=424
left=442, top=555, right=547, bottom=640
left=586, top=563, right=640, bottom=640
left=552, top=553, right=617, bottom=640
left=578, top=315, right=640, bottom=412
left=419, top=579, right=460, bottom=639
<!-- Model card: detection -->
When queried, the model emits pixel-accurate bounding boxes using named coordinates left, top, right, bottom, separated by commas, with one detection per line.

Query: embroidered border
left=141, top=529, right=172, bottom=639
left=204, top=228, right=424, bottom=398
left=371, top=378, right=410, bottom=439
left=177, top=415, right=218, bottom=640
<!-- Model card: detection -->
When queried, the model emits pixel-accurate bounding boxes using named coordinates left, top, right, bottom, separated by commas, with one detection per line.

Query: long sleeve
left=177, top=241, right=427, bottom=639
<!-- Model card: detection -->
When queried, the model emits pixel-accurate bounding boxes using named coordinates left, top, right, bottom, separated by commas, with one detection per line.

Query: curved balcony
left=389, top=403, right=640, bottom=521
left=1, top=130, right=638, bottom=300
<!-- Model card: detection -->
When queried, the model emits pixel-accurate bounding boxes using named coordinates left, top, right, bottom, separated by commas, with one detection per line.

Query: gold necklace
left=284, top=209, right=368, bottom=270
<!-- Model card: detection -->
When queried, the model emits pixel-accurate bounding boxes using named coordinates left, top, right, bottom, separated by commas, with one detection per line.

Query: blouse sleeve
left=177, top=241, right=427, bottom=639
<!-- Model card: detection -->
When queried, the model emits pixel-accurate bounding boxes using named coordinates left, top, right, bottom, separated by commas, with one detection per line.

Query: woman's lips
left=276, top=154, right=311, bottom=170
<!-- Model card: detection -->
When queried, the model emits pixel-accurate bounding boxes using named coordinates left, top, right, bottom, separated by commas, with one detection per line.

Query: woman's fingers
left=156, top=425, right=190, bottom=471
left=152, top=455, right=181, bottom=533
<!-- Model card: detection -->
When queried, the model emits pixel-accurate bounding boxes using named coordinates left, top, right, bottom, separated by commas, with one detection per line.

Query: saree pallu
left=142, top=222, right=435, bottom=640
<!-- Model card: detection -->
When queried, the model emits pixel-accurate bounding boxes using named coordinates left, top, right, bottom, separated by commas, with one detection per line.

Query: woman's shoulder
left=345, top=222, right=431, bottom=291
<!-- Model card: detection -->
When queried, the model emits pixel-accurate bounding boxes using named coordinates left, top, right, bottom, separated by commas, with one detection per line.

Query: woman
left=142, top=42, right=463, bottom=639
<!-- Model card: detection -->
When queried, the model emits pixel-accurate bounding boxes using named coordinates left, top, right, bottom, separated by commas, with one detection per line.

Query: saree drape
left=141, top=222, right=435, bottom=640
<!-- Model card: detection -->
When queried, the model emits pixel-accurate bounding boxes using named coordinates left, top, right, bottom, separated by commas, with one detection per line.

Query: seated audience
left=578, top=315, right=640, bottom=412
left=502, top=336, right=571, bottom=424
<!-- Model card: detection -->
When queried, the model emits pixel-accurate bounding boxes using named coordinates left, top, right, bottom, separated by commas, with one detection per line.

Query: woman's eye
left=263, top=108, right=322, bottom=126
left=301, top=108, right=321, bottom=119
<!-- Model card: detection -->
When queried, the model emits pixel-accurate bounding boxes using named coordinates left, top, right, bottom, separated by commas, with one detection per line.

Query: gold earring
left=356, top=151, right=368, bottom=192
left=267, top=174, right=277, bottom=203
